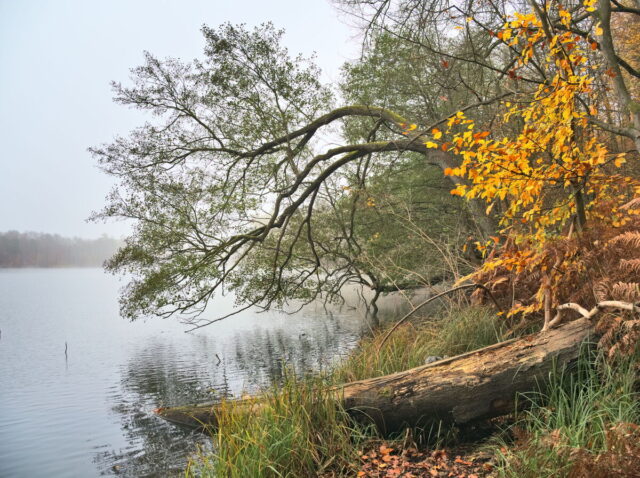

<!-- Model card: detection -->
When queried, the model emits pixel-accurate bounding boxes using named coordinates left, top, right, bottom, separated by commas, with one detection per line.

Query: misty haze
left=0, top=231, right=121, bottom=268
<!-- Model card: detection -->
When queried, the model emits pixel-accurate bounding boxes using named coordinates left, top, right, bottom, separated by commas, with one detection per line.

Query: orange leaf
left=379, top=444, right=394, bottom=455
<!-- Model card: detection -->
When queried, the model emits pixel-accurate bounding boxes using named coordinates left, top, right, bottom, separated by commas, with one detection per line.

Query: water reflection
left=94, top=308, right=364, bottom=477
left=0, top=270, right=372, bottom=478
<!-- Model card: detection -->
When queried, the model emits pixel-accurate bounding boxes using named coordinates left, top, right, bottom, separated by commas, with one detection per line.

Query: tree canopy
left=93, top=1, right=640, bottom=328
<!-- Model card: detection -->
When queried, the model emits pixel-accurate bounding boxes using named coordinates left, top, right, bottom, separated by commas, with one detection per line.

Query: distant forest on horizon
left=0, top=231, right=121, bottom=268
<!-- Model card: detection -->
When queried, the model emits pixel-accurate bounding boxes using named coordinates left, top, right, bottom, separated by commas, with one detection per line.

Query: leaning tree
left=94, top=0, right=640, bottom=328
left=92, top=23, right=498, bottom=328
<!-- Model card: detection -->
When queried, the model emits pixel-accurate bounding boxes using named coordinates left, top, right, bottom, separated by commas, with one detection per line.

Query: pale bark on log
left=157, top=318, right=595, bottom=432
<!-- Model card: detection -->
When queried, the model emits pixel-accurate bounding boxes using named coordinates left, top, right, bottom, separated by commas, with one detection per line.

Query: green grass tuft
left=186, top=373, right=364, bottom=478
left=494, top=347, right=640, bottom=478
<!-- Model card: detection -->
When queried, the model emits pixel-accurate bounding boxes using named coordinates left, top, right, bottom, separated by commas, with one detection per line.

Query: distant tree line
left=0, top=231, right=121, bottom=267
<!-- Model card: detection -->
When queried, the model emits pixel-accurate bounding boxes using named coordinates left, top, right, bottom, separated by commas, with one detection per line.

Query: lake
left=0, top=268, right=367, bottom=477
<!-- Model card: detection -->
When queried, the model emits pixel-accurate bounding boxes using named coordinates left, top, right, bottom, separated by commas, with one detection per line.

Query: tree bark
left=156, top=318, right=594, bottom=432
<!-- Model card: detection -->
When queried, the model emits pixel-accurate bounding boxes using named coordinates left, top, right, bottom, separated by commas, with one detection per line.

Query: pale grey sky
left=0, top=0, right=358, bottom=238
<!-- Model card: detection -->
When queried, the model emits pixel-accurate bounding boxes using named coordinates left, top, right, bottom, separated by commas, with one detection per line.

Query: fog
left=0, top=231, right=121, bottom=267
left=0, top=0, right=357, bottom=239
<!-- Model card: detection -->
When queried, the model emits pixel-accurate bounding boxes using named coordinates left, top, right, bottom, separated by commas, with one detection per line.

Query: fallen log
left=157, top=317, right=595, bottom=433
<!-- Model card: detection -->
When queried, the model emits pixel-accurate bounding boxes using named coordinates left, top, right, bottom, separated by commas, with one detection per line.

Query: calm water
left=0, top=269, right=366, bottom=477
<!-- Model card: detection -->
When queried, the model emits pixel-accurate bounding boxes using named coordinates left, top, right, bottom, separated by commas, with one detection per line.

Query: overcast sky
left=0, top=0, right=358, bottom=238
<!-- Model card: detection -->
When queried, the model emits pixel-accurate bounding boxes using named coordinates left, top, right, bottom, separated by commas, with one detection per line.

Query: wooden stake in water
left=65, top=341, right=68, bottom=360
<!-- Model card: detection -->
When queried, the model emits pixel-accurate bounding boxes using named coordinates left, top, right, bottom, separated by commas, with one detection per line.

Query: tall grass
left=186, top=373, right=364, bottom=478
left=494, top=348, right=640, bottom=478
left=334, top=305, right=506, bottom=383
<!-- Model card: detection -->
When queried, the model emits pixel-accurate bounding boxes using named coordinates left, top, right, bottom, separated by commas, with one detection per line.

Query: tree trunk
left=156, top=318, right=594, bottom=432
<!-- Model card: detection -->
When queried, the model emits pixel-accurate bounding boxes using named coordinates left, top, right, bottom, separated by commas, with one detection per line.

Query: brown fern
left=606, top=230, right=640, bottom=249
left=475, top=210, right=640, bottom=358
left=610, top=281, right=640, bottom=303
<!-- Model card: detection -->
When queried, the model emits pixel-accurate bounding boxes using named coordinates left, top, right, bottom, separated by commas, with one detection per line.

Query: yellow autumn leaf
left=486, top=203, right=495, bottom=215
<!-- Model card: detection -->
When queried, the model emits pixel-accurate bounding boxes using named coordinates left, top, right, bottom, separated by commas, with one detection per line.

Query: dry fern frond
left=593, top=280, right=611, bottom=302
left=608, top=326, right=640, bottom=358
left=610, top=281, right=640, bottom=303
left=619, top=259, right=640, bottom=274
left=597, top=313, right=640, bottom=359
left=606, top=230, right=640, bottom=249
left=597, top=315, right=623, bottom=351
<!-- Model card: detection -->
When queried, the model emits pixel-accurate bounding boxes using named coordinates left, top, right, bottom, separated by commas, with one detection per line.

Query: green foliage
left=347, top=157, right=473, bottom=284
left=94, top=17, right=495, bottom=325
left=340, top=31, right=498, bottom=141
left=223, top=153, right=474, bottom=313
left=92, top=23, right=333, bottom=321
